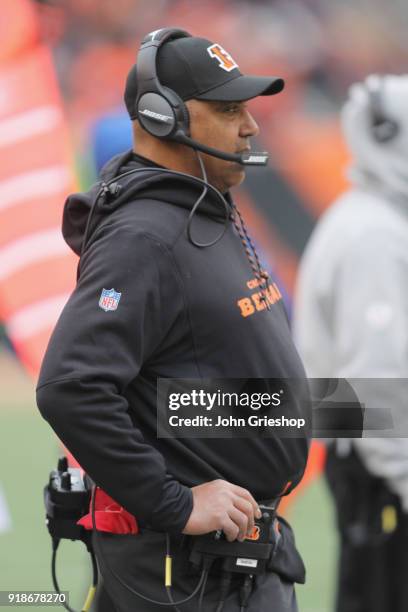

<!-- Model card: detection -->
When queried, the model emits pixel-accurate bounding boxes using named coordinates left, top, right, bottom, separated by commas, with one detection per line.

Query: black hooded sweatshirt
left=36, top=151, right=309, bottom=534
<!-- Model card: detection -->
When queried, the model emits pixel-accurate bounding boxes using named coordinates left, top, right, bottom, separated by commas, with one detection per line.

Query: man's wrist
left=148, top=480, right=194, bottom=533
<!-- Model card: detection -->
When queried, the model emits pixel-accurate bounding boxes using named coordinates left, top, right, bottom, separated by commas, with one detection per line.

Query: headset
left=135, top=27, right=269, bottom=166
left=366, top=76, right=399, bottom=143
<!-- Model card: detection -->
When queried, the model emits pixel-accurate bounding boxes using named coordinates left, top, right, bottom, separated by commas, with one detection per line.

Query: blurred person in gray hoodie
left=293, top=74, right=408, bottom=612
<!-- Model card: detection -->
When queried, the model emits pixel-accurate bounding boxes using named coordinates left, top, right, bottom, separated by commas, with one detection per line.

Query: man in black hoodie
left=37, top=29, right=309, bottom=611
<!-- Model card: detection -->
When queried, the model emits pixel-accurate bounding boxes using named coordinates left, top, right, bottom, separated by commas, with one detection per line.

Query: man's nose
left=240, top=110, right=260, bottom=138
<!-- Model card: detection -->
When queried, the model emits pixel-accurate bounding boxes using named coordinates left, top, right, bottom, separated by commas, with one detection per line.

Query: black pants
left=326, top=445, right=408, bottom=612
left=93, top=528, right=298, bottom=612
left=92, top=580, right=116, bottom=611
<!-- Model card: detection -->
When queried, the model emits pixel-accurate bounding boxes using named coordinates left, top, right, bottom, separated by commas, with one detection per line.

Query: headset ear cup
left=137, top=92, right=177, bottom=138
left=367, top=77, right=400, bottom=144
left=372, top=118, right=399, bottom=143
left=137, top=90, right=190, bottom=139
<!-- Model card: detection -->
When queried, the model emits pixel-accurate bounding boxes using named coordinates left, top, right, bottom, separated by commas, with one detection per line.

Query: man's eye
left=224, top=105, right=239, bottom=114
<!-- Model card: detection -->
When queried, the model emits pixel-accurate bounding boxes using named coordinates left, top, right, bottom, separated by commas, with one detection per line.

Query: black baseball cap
left=124, top=35, right=284, bottom=120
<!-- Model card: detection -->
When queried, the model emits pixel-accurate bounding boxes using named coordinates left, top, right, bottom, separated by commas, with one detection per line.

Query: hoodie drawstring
left=230, top=202, right=271, bottom=310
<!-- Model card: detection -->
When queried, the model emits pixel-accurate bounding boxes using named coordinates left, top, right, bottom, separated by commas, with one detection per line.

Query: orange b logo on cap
left=207, top=44, right=238, bottom=72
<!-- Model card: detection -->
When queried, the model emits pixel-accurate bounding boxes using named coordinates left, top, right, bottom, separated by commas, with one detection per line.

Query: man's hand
left=182, top=479, right=262, bottom=542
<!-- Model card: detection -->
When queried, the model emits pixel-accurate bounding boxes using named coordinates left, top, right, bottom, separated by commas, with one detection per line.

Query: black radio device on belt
left=44, top=456, right=92, bottom=545
left=190, top=504, right=279, bottom=575
left=44, top=457, right=98, bottom=612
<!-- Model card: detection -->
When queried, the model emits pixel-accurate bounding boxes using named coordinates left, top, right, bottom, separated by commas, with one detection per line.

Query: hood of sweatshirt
left=63, top=150, right=230, bottom=256
left=341, top=75, right=408, bottom=206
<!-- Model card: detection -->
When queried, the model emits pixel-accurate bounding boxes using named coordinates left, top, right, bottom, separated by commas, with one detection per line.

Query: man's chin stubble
left=230, top=166, right=246, bottom=188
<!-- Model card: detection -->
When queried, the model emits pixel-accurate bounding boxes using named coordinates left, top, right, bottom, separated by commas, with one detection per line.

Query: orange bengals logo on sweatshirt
left=237, top=277, right=283, bottom=318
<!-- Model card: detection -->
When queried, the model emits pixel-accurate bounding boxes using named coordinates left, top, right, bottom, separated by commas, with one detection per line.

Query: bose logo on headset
left=139, top=108, right=173, bottom=123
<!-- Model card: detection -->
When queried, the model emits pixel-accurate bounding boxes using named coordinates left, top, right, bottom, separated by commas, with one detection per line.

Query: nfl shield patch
left=99, top=288, right=121, bottom=312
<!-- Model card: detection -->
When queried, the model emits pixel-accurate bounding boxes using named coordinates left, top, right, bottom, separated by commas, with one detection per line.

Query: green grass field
left=0, top=351, right=337, bottom=611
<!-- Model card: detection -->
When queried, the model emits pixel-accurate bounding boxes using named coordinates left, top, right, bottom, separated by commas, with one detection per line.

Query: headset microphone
left=137, top=103, right=268, bottom=165
left=172, top=132, right=269, bottom=166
